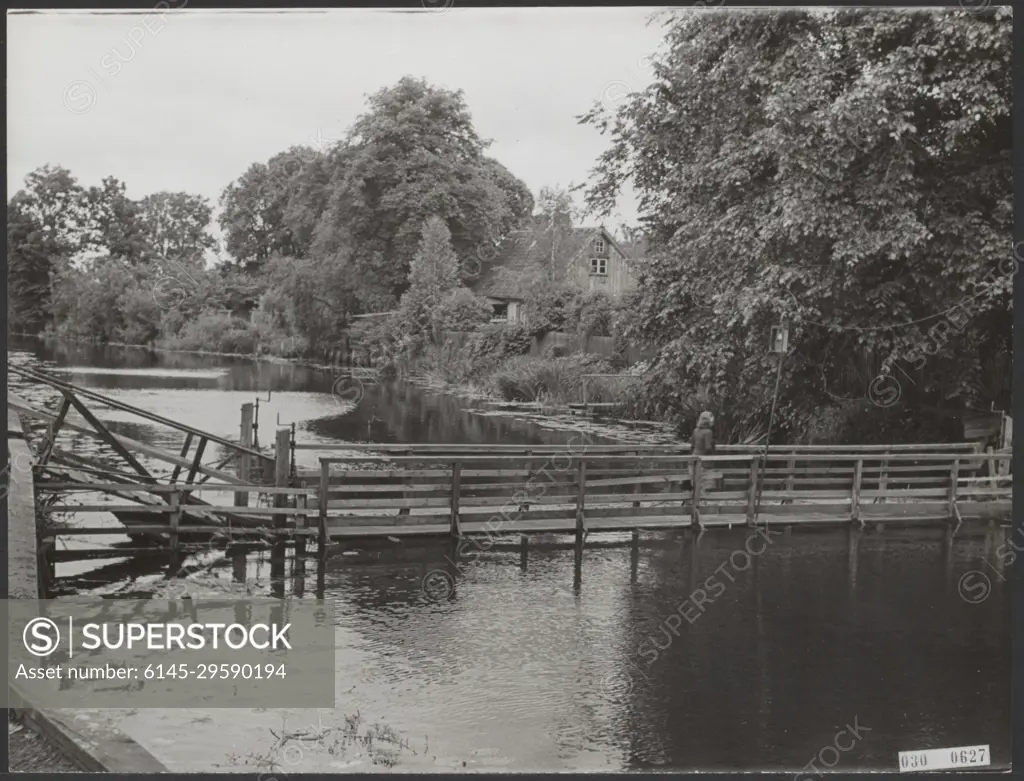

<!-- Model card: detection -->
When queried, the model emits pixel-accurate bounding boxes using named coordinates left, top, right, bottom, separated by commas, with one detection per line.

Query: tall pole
left=753, top=349, right=786, bottom=528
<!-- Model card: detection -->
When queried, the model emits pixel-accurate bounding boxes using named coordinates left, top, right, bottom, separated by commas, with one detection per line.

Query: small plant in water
left=222, top=711, right=419, bottom=771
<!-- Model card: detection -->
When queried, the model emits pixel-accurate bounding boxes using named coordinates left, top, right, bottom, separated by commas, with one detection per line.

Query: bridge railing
left=305, top=451, right=1010, bottom=539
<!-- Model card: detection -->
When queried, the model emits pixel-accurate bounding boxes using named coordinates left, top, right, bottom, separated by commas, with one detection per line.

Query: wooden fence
left=298, top=448, right=1010, bottom=541
left=35, top=442, right=1010, bottom=587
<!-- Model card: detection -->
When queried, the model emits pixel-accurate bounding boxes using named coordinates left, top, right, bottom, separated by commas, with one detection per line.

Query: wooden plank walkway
left=7, top=409, right=41, bottom=598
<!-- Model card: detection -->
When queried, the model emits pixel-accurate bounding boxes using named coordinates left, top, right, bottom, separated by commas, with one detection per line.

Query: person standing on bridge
left=690, top=411, right=716, bottom=498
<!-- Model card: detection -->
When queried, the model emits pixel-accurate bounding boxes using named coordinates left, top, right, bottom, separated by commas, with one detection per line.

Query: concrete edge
left=9, top=683, right=169, bottom=773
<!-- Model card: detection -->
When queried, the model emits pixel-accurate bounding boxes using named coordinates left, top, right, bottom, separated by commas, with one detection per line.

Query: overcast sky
left=8, top=7, right=668, bottom=252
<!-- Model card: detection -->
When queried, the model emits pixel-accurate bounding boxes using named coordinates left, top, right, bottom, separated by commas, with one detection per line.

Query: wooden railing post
left=783, top=451, right=796, bottom=504
left=948, top=458, right=960, bottom=520
left=851, top=459, right=863, bottom=525
left=450, top=460, right=462, bottom=538
left=318, top=460, right=329, bottom=552
left=235, top=403, right=254, bottom=507
left=746, top=455, right=759, bottom=527
left=575, top=458, right=586, bottom=544
left=691, top=457, right=703, bottom=529
left=877, top=450, right=890, bottom=504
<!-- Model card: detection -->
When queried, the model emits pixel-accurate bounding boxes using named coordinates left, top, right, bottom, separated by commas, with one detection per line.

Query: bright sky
left=8, top=7, right=669, bottom=255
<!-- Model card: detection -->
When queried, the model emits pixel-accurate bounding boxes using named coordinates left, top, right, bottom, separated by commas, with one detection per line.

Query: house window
left=594, top=237, right=606, bottom=255
left=491, top=302, right=509, bottom=321
left=590, top=257, right=608, bottom=276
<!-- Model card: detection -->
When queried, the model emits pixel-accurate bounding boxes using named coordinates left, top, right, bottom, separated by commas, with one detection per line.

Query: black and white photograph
left=5, top=3, right=1014, bottom=774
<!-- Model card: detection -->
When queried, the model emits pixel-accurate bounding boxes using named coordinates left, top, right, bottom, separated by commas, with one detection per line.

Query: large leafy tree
left=7, top=165, right=90, bottom=333
left=580, top=7, right=1012, bottom=442
left=311, top=76, right=534, bottom=307
left=83, top=176, right=150, bottom=263
left=139, top=191, right=217, bottom=266
left=219, top=146, right=322, bottom=271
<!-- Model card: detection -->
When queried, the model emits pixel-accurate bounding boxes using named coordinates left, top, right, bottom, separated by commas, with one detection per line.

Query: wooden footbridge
left=8, top=364, right=1012, bottom=595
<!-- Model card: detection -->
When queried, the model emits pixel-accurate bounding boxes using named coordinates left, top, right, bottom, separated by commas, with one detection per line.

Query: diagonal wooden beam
left=178, top=437, right=208, bottom=504
left=169, top=432, right=194, bottom=484
left=61, top=390, right=155, bottom=483
left=36, top=396, right=72, bottom=470
left=10, top=395, right=246, bottom=486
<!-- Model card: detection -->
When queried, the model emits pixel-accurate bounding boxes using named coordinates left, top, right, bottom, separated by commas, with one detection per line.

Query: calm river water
left=7, top=337, right=1013, bottom=772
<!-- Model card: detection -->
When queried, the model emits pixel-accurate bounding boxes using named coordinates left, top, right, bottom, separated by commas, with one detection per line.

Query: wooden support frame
left=37, top=396, right=72, bottom=470
left=63, top=391, right=155, bottom=482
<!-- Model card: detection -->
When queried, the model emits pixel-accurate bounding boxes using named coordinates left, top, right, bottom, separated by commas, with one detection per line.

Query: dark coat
left=692, top=423, right=715, bottom=455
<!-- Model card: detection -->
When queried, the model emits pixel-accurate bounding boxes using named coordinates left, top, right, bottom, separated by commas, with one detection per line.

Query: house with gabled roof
left=469, top=221, right=638, bottom=323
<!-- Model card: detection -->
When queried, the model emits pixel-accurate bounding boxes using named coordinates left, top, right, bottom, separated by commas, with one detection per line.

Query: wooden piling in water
left=851, top=459, right=863, bottom=525
left=948, top=458, right=960, bottom=520
left=235, top=403, right=254, bottom=507
left=168, top=488, right=181, bottom=571
left=318, top=460, right=329, bottom=553
left=450, top=460, right=462, bottom=538
left=746, top=456, right=759, bottom=527
left=575, top=458, right=586, bottom=546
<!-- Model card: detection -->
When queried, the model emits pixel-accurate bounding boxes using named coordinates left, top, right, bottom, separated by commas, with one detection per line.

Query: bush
left=161, top=312, right=259, bottom=354
left=488, top=353, right=615, bottom=404
left=439, top=288, right=492, bottom=332
left=463, top=324, right=533, bottom=373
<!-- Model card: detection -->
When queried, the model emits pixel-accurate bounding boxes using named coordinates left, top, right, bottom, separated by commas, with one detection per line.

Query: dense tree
left=257, top=254, right=356, bottom=355
left=219, top=146, right=322, bottom=271
left=7, top=166, right=89, bottom=333
left=398, top=216, right=489, bottom=344
left=139, top=191, right=217, bottom=265
left=84, top=176, right=150, bottom=263
left=580, top=7, right=1012, bottom=441
left=311, top=77, right=533, bottom=306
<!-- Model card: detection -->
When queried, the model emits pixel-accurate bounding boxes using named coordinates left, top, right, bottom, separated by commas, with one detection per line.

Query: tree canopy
left=579, top=7, right=1012, bottom=441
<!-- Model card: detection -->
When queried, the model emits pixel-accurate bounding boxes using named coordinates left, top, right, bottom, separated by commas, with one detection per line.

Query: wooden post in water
left=273, top=428, right=290, bottom=532
left=851, top=459, right=863, bottom=525
left=746, top=455, right=760, bottom=527
left=168, top=487, right=181, bottom=571
left=633, top=449, right=641, bottom=511
left=450, top=460, right=462, bottom=538
left=235, top=403, right=254, bottom=508
left=948, top=458, right=960, bottom=520
left=691, top=457, right=703, bottom=529
left=296, top=481, right=308, bottom=562
left=877, top=451, right=890, bottom=504
left=318, top=460, right=330, bottom=554
left=575, top=458, right=587, bottom=546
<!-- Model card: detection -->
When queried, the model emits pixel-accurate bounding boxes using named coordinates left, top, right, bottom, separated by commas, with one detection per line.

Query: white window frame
left=590, top=257, right=608, bottom=276
left=594, top=237, right=606, bottom=255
